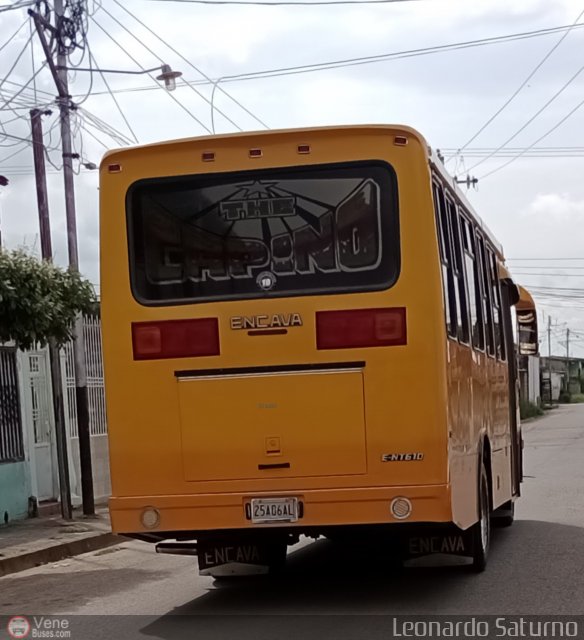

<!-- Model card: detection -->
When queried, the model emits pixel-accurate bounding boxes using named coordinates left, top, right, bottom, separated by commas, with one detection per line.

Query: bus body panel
left=100, top=125, right=512, bottom=539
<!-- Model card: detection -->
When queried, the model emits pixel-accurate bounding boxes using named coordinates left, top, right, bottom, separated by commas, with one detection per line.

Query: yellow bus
left=100, top=125, right=538, bottom=575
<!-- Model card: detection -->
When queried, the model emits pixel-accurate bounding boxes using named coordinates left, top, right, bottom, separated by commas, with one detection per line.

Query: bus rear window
left=127, top=161, right=399, bottom=304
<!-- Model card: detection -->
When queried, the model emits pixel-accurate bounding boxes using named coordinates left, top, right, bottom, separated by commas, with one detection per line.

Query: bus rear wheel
left=470, top=462, right=490, bottom=572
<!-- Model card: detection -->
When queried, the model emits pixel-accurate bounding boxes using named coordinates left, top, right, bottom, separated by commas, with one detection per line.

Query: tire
left=470, top=461, right=491, bottom=572
left=492, top=500, right=514, bottom=528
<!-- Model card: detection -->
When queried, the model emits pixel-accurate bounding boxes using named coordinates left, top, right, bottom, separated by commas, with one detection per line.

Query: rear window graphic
left=127, top=161, right=399, bottom=304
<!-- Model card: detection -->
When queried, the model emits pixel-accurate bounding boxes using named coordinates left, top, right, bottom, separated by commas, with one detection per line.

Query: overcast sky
left=1, top=0, right=584, bottom=355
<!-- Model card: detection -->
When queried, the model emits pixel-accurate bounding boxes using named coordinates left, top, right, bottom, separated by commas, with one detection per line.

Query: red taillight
left=132, top=318, right=219, bottom=360
left=316, top=308, right=407, bottom=350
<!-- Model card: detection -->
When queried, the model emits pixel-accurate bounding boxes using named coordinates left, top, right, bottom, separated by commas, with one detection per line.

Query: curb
left=0, top=533, right=121, bottom=578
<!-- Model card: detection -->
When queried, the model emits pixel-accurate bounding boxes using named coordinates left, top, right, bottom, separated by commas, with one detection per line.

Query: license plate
left=250, top=497, right=298, bottom=523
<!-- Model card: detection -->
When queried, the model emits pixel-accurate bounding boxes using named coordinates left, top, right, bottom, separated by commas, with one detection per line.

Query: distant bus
left=100, top=125, right=538, bottom=575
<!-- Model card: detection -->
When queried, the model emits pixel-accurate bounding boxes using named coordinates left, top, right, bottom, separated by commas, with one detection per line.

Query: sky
left=1, top=0, right=584, bottom=355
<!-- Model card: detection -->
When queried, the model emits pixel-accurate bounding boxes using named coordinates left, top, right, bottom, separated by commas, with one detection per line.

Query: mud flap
left=401, top=524, right=475, bottom=561
left=197, top=539, right=286, bottom=577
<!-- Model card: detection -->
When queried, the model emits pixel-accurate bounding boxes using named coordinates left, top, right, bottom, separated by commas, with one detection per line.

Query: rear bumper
left=109, top=484, right=452, bottom=535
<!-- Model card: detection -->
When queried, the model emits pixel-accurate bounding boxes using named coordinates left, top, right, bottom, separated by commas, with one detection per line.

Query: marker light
left=249, top=148, right=263, bottom=158
left=316, top=307, right=407, bottom=350
left=390, top=497, right=412, bottom=520
left=132, top=318, right=219, bottom=360
left=141, top=507, right=160, bottom=529
left=202, top=151, right=215, bottom=162
left=297, top=144, right=311, bottom=154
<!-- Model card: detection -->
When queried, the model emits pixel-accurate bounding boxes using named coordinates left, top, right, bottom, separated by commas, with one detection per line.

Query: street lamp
left=54, top=63, right=183, bottom=91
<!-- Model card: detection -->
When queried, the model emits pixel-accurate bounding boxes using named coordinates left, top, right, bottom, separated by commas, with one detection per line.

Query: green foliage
left=569, top=393, right=584, bottom=404
left=559, top=391, right=571, bottom=404
left=0, top=249, right=96, bottom=349
left=520, top=400, right=543, bottom=420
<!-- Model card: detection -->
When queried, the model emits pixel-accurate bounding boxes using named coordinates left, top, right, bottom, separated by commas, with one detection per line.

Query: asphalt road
left=1, top=404, right=583, bottom=639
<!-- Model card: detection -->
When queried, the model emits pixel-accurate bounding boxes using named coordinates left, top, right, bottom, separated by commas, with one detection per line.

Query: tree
left=0, top=248, right=96, bottom=350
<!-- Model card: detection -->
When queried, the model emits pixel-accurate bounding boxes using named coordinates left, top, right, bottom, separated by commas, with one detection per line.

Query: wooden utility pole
left=30, top=1, right=95, bottom=515
left=566, top=328, right=570, bottom=392
left=30, top=107, right=72, bottom=520
left=547, top=315, right=553, bottom=405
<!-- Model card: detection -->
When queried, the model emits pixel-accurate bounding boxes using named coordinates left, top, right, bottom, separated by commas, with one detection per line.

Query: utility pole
left=0, top=174, right=9, bottom=247
left=548, top=316, right=552, bottom=405
left=30, top=1, right=95, bottom=515
left=566, top=328, right=570, bottom=393
left=30, top=107, right=72, bottom=520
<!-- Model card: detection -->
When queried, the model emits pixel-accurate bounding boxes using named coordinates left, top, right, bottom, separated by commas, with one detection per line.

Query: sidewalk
left=0, top=506, right=120, bottom=578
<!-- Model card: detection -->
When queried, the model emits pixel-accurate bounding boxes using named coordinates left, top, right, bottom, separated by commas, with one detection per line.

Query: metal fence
left=63, top=315, right=107, bottom=438
left=0, top=347, right=24, bottom=463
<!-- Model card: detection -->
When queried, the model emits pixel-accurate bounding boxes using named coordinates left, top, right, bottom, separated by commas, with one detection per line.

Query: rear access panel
left=178, top=369, right=367, bottom=481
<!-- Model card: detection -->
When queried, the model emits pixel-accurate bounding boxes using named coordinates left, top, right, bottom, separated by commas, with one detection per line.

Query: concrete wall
left=0, top=461, right=32, bottom=523
left=68, top=435, right=111, bottom=505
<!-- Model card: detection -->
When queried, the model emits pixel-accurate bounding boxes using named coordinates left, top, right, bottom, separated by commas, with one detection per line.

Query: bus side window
left=477, top=236, right=496, bottom=357
left=432, top=181, right=457, bottom=338
left=461, top=217, right=484, bottom=350
left=488, top=250, right=506, bottom=361
left=446, top=199, right=470, bottom=344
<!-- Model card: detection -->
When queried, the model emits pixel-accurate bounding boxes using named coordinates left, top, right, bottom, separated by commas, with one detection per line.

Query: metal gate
left=63, top=316, right=107, bottom=438
left=0, top=347, right=24, bottom=463
left=27, top=350, right=58, bottom=501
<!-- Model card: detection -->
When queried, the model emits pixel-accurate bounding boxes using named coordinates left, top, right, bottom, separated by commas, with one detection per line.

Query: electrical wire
left=0, top=60, right=48, bottom=112
left=0, top=16, right=29, bottom=55
left=454, top=5, right=584, bottom=155
left=0, top=0, right=36, bottom=13
left=77, top=106, right=134, bottom=146
left=89, top=14, right=212, bottom=134
left=29, top=15, right=37, bottom=105
left=466, top=58, right=584, bottom=174
left=0, top=141, right=29, bottom=163
left=111, top=0, right=267, bottom=130
left=478, top=92, right=584, bottom=180
left=145, top=0, right=423, bottom=5
left=0, top=28, right=36, bottom=91
left=512, top=273, right=584, bottom=278
left=443, top=146, right=584, bottom=159
left=74, top=21, right=584, bottom=98
left=78, top=120, right=112, bottom=150
left=102, top=2, right=246, bottom=132
left=2, top=78, right=55, bottom=98
left=87, top=47, right=139, bottom=143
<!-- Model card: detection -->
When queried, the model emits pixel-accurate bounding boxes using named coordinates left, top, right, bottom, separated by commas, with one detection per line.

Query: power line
left=89, top=15, right=212, bottom=134
left=0, top=0, right=35, bottom=13
left=105, top=0, right=253, bottom=131
left=0, top=16, right=28, bottom=54
left=0, top=60, right=47, bottom=112
left=2, top=78, right=55, bottom=99
left=455, top=5, right=584, bottom=153
left=73, top=21, right=584, bottom=98
left=466, top=58, right=584, bottom=174
left=110, top=0, right=268, bottom=128
left=146, top=0, right=422, bottom=4
left=478, top=91, right=584, bottom=180
left=513, top=273, right=584, bottom=278
left=87, top=47, right=139, bottom=144
left=0, top=28, right=35, bottom=92
left=78, top=106, right=135, bottom=146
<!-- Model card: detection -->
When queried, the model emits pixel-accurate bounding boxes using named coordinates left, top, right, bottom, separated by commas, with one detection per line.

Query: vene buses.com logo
left=7, top=616, right=30, bottom=639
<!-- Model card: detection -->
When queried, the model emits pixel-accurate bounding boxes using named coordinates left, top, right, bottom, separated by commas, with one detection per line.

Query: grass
left=520, top=400, right=544, bottom=419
